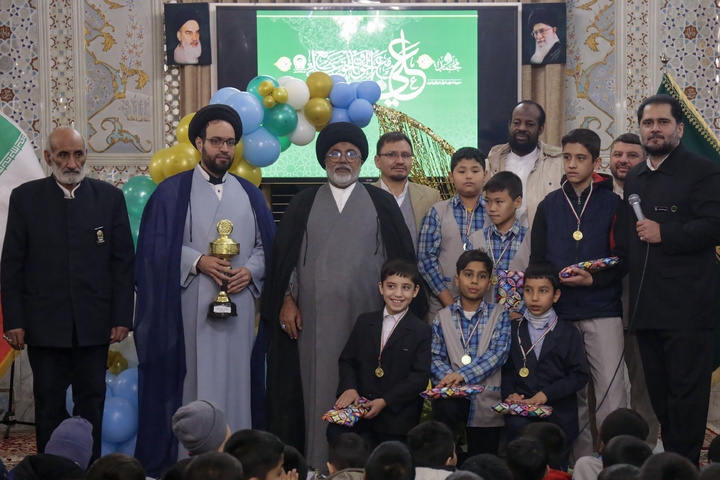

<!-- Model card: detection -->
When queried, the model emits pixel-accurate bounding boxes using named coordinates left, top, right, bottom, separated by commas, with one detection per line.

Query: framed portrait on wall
left=165, top=3, right=212, bottom=65
left=522, top=3, right=566, bottom=65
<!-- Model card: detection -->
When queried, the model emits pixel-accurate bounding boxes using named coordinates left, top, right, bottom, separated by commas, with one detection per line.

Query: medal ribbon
left=464, top=204, right=478, bottom=245
left=486, top=228, right=514, bottom=276
left=517, top=314, right=558, bottom=366
left=455, top=304, right=487, bottom=356
left=377, top=309, right=408, bottom=366
left=560, top=180, right=594, bottom=234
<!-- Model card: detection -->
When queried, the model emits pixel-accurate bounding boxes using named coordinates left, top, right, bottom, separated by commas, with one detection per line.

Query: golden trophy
left=208, top=219, right=240, bottom=318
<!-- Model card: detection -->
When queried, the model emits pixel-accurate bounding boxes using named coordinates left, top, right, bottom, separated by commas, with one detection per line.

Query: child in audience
left=172, top=400, right=231, bottom=456
left=364, top=441, right=415, bottom=480
left=184, top=452, right=244, bottom=480
left=327, top=433, right=369, bottom=480
left=460, top=455, right=513, bottom=480
left=601, top=435, right=652, bottom=469
left=86, top=453, right=146, bottom=480
left=637, top=453, right=699, bottom=480
left=407, top=421, right=457, bottom=480
left=329, top=259, right=432, bottom=448
left=530, top=129, right=626, bottom=432
left=224, top=429, right=298, bottom=480
left=506, top=437, right=548, bottom=480
left=283, top=446, right=309, bottom=480
left=418, top=147, right=488, bottom=319
left=502, top=262, right=589, bottom=468
left=520, top=423, right=569, bottom=478
left=468, top=171, right=530, bottom=309
left=431, top=249, right=511, bottom=456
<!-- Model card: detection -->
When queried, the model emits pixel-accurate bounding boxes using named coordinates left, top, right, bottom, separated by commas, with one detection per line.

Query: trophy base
left=208, top=301, right=237, bottom=318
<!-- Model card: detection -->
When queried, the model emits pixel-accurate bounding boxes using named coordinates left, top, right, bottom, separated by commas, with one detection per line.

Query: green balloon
left=279, top=136, right=292, bottom=152
left=122, top=176, right=157, bottom=218
left=247, top=75, right=279, bottom=100
left=263, top=103, right=298, bottom=138
left=129, top=216, right=141, bottom=250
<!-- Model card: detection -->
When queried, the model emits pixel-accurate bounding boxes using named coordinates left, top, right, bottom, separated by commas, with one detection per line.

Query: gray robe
left=296, top=183, right=385, bottom=468
left=179, top=167, right=265, bottom=433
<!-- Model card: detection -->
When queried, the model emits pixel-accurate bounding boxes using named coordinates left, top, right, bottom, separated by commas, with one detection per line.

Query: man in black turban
left=261, top=122, right=426, bottom=469
left=172, top=10, right=203, bottom=64
left=134, top=104, right=275, bottom=476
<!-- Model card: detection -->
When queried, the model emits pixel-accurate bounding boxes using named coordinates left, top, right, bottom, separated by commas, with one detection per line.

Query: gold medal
left=519, top=367, right=530, bottom=378
left=375, top=366, right=384, bottom=378
left=573, top=229, right=583, bottom=241
left=491, top=274, right=498, bottom=285
left=461, top=354, right=472, bottom=365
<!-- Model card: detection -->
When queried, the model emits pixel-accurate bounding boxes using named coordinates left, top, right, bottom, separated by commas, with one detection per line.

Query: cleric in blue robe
left=133, top=104, right=276, bottom=477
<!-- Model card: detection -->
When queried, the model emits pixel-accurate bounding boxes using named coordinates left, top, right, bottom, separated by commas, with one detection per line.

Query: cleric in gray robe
left=134, top=104, right=275, bottom=475
left=262, top=122, right=427, bottom=469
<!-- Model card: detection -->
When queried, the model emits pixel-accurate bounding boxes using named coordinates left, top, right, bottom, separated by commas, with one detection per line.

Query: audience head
left=86, top=453, right=146, bottom=480
left=637, top=452, right=698, bottom=480
left=598, top=464, right=640, bottom=480
left=461, top=454, right=514, bottom=480
left=224, top=429, right=285, bottom=480
left=364, top=441, right=415, bottom=480
left=602, top=435, right=652, bottom=468
left=700, top=463, right=720, bottom=480
left=283, top=445, right=308, bottom=480
left=519, top=422, right=566, bottom=469
left=505, top=437, right=548, bottom=480
left=172, top=400, right=230, bottom=455
left=161, top=458, right=193, bottom=480
left=599, top=409, right=649, bottom=451
left=184, top=452, right=244, bottom=480
left=708, top=435, right=720, bottom=463
left=328, top=432, right=370, bottom=474
left=447, top=472, right=484, bottom=480
left=44, top=416, right=94, bottom=470
left=407, top=421, right=456, bottom=468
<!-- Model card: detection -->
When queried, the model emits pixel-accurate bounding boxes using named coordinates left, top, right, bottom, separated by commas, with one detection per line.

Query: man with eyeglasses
left=372, top=132, right=442, bottom=246
left=528, top=8, right=564, bottom=65
left=134, top=104, right=276, bottom=476
left=262, top=122, right=426, bottom=469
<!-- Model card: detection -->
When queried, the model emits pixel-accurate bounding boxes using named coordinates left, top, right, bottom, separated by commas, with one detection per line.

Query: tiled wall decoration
left=624, top=0, right=649, bottom=132
left=49, top=0, right=75, bottom=130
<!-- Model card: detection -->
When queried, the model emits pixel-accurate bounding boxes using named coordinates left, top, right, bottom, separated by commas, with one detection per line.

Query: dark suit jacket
left=614, top=143, right=720, bottom=330
left=501, top=318, right=588, bottom=442
left=337, top=310, right=432, bottom=436
left=1, top=176, right=135, bottom=347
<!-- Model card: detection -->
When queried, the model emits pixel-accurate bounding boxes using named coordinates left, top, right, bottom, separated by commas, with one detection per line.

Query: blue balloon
left=348, top=99, right=374, bottom=127
left=356, top=81, right=382, bottom=104
left=113, top=368, right=138, bottom=409
left=243, top=127, right=282, bottom=168
left=102, top=397, right=138, bottom=443
left=66, top=386, right=74, bottom=416
left=210, top=87, right=241, bottom=105
left=329, top=83, right=355, bottom=109
left=329, top=107, right=351, bottom=125
left=116, top=435, right=137, bottom=456
left=101, top=440, right=116, bottom=457
left=330, top=74, right=347, bottom=85
left=105, top=370, right=119, bottom=393
left=226, top=92, right=264, bottom=134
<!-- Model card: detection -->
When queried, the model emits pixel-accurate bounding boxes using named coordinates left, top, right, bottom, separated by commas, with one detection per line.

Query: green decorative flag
left=657, top=73, right=720, bottom=374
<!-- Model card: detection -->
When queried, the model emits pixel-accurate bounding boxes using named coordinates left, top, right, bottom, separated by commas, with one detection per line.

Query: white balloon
left=283, top=78, right=311, bottom=110
left=277, top=76, right=295, bottom=86
left=288, top=110, right=316, bottom=146
left=110, top=332, right=139, bottom=368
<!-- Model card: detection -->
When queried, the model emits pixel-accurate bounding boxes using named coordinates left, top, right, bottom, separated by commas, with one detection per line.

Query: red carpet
left=0, top=431, right=36, bottom=469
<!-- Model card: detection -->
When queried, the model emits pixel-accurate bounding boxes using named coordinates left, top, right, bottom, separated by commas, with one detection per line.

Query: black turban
left=315, top=122, right=369, bottom=168
left=188, top=104, right=243, bottom=150
left=528, top=8, right=558, bottom=29
left=174, top=10, right=201, bottom=34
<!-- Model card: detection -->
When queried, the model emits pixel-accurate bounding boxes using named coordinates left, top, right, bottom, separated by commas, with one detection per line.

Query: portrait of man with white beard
left=522, top=5, right=566, bottom=66
left=165, top=4, right=211, bottom=66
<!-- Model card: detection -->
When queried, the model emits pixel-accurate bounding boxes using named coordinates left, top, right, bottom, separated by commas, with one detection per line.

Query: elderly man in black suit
left=1, top=127, right=135, bottom=459
left=615, top=94, right=720, bottom=465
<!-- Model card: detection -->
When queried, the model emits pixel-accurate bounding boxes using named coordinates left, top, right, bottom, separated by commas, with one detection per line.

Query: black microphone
left=628, top=194, right=645, bottom=221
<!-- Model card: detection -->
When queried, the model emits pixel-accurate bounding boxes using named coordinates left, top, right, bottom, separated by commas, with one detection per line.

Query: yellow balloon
left=306, top=72, right=333, bottom=98
left=304, top=98, right=333, bottom=127
left=109, top=355, right=128, bottom=376
left=229, top=157, right=262, bottom=187
left=233, top=138, right=244, bottom=161
left=258, top=81, right=275, bottom=97
left=149, top=147, right=172, bottom=184
left=263, top=95, right=277, bottom=109
left=176, top=112, right=195, bottom=144
left=164, top=144, right=201, bottom=178
left=272, top=86, right=289, bottom=104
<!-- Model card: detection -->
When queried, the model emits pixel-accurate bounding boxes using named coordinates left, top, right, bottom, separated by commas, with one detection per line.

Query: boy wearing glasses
left=373, top=131, right=442, bottom=246
left=134, top=104, right=277, bottom=476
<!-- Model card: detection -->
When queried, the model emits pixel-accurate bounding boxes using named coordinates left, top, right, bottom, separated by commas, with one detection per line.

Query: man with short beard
left=609, top=133, right=646, bottom=198
left=485, top=101, right=563, bottom=228
left=173, top=14, right=203, bottom=64
left=262, top=122, right=425, bottom=469
left=133, top=104, right=276, bottom=476
left=614, top=94, right=720, bottom=465
left=1, top=127, right=135, bottom=461
left=528, top=9, right=564, bottom=65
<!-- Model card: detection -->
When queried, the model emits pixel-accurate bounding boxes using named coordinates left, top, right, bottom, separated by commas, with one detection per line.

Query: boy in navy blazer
left=328, top=258, right=432, bottom=449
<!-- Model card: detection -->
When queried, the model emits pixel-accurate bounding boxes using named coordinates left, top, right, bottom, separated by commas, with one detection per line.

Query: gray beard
left=180, top=42, right=202, bottom=62
left=52, top=163, right=85, bottom=187
left=327, top=165, right=359, bottom=188
left=531, top=35, right=559, bottom=63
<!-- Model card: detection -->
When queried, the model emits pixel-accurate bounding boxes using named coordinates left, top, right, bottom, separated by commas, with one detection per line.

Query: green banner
left=256, top=10, right=478, bottom=178
left=0, top=114, right=28, bottom=176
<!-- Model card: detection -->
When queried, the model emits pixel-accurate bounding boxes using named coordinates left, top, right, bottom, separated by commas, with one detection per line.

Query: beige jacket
left=372, top=180, right=442, bottom=234
left=485, top=141, right=563, bottom=228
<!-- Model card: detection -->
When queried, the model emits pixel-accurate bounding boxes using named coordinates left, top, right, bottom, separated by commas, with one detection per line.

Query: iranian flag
left=0, top=112, right=44, bottom=379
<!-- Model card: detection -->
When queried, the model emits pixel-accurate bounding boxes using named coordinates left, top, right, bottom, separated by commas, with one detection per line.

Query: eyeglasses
left=378, top=152, right=414, bottom=160
left=326, top=150, right=361, bottom=163
left=530, top=27, right=553, bottom=38
left=203, top=137, right=237, bottom=148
